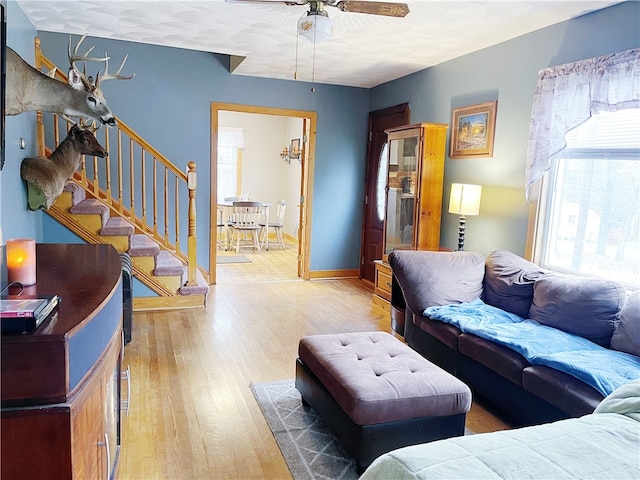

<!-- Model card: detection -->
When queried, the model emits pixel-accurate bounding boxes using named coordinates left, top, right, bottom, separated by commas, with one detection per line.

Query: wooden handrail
left=34, top=38, right=205, bottom=289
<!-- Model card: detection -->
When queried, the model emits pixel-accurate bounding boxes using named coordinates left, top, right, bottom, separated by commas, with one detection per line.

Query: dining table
left=217, top=201, right=272, bottom=250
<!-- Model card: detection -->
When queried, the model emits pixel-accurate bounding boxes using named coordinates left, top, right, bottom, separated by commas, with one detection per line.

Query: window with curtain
left=540, top=109, right=639, bottom=286
left=527, top=48, right=640, bottom=288
left=217, top=127, right=244, bottom=203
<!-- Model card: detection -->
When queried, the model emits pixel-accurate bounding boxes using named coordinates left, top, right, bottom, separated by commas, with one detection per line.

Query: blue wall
left=2, top=1, right=638, bottom=273
left=35, top=32, right=370, bottom=272
left=371, top=1, right=640, bottom=256
left=1, top=1, right=40, bottom=242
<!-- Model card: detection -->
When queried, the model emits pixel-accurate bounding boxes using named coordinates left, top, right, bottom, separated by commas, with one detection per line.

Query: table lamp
left=448, top=183, right=482, bottom=251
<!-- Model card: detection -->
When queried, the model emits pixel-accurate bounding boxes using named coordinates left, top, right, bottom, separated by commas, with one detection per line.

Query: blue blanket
left=424, top=299, right=640, bottom=396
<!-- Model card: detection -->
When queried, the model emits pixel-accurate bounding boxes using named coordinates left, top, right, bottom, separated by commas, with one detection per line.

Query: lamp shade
left=298, top=11, right=333, bottom=43
left=449, top=183, right=482, bottom=216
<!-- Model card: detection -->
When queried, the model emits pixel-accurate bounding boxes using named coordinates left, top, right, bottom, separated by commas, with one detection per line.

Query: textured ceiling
left=16, top=0, right=622, bottom=88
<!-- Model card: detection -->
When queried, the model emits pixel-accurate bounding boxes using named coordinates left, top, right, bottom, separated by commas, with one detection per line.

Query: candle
left=6, top=239, right=36, bottom=286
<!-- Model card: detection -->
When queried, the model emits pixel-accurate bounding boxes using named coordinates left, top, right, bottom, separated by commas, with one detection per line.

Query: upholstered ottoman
left=295, top=331, right=472, bottom=472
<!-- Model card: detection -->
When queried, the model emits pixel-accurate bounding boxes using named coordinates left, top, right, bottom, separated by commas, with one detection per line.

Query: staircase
left=47, top=182, right=209, bottom=310
left=35, top=40, right=209, bottom=310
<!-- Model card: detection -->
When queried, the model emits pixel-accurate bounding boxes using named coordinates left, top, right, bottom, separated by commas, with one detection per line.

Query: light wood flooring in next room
left=215, top=237, right=301, bottom=284
left=119, top=241, right=513, bottom=479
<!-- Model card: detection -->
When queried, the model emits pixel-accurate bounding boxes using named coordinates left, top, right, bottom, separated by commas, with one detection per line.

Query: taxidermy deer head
left=20, top=123, right=108, bottom=210
left=5, top=35, right=135, bottom=127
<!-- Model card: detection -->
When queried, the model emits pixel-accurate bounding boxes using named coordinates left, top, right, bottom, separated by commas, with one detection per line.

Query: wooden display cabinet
left=383, top=122, right=447, bottom=256
left=372, top=123, right=447, bottom=329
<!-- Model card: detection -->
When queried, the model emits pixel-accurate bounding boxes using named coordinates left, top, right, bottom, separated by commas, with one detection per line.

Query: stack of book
left=0, top=295, right=61, bottom=334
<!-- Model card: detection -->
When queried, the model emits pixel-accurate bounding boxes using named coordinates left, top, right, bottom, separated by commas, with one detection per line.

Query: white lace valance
left=525, top=48, right=640, bottom=199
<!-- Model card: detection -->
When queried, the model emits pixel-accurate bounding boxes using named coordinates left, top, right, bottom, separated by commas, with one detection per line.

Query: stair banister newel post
left=186, top=161, right=198, bottom=287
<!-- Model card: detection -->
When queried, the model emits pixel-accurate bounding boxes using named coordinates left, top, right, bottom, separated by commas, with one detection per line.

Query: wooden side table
left=373, top=258, right=408, bottom=336
left=372, top=259, right=407, bottom=335
left=372, top=259, right=391, bottom=317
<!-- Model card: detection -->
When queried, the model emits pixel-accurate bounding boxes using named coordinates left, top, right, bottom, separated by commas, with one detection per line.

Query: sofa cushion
left=458, top=333, right=530, bottom=386
left=611, top=291, right=640, bottom=356
left=528, top=273, right=626, bottom=346
left=522, top=366, right=603, bottom=417
left=389, top=250, right=485, bottom=316
left=483, top=250, right=547, bottom=318
left=415, top=315, right=461, bottom=350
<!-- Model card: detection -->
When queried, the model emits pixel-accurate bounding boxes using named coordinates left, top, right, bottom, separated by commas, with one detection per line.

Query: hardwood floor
left=120, top=277, right=512, bottom=480
left=215, top=236, right=300, bottom=285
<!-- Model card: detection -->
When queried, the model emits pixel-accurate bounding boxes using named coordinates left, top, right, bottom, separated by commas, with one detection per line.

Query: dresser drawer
left=374, top=262, right=392, bottom=301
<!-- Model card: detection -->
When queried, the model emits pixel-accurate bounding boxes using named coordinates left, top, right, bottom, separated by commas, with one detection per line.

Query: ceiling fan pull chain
left=294, top=31, right=300, bottom=80
left=311, top=28, right=317, bottom=92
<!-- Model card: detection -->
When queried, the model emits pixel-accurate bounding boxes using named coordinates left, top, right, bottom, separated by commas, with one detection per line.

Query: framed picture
left=449, top=101, right=497, bottom=159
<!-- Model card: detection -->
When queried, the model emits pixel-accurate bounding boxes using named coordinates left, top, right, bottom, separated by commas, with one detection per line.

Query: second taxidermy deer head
left=20, top=123, right=108, bottom=210
left=6, top=35, right=135, bottom=127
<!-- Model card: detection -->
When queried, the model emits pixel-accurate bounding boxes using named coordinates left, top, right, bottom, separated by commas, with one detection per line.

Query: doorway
left=210, top=103, right=317, bottom=284
left=360, top=103, right=410, bottom=282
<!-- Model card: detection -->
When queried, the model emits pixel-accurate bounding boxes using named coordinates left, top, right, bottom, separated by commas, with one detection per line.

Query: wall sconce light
left=280, top=139, right=301, bottom=165
left=448, top=183, right=482, bottom=251
left=6, top=238, right=37, bottom=286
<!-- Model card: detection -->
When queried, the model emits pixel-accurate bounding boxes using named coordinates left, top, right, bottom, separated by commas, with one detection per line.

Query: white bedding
left=360, top=380, right=640, bottom=480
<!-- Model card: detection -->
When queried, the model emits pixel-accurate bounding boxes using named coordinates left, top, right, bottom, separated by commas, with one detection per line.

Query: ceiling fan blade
left=225, top=0, right=309, bottom=5
left=334, top=1, right=409, bottom=17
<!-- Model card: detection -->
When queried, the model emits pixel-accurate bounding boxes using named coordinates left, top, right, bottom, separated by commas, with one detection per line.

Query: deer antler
left=95, top=53, right=136, bottom=87
left=68, top=34, right=110, bottom=73
left=78, top=117, right=100, bottom=132
left=59, top=114, right=99, bottom=132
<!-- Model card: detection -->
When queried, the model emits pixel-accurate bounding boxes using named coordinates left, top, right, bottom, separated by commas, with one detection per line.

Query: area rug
left=250, top=379, right=358, bottom=480
left=216, top=254, right=251, bottom=264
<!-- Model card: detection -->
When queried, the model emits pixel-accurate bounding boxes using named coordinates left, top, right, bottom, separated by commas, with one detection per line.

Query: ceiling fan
left=226, top=0, right=410, bottom=42
left=226, top=0, right=409, bottom=17
left=227, top=0, right=409, bottom=89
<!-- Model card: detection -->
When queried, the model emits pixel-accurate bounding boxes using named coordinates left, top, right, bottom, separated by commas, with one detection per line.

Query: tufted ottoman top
left=298, top=331, right=471, bottom=426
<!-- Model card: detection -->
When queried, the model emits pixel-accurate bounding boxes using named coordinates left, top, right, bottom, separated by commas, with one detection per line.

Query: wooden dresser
left=1, top=243, right=125, bottom=480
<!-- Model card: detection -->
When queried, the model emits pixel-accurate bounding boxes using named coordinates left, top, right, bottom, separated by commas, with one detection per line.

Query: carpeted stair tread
left=179, top=268, right=210, bottom=296
left=70, top=198, right=110, bottom=226
left=63, top=182, right=86, bottom=205
left=129, top=234, right=161, bottom=257
left=154, top=250, right=186, bottom=276
left=100, top=217, right=135, bottom=237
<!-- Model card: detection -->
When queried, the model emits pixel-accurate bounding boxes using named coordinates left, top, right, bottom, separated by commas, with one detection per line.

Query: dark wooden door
left=360, top=103, right=410, bottom=282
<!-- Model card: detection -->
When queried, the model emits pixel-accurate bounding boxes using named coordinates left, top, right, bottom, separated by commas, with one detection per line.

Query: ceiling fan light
left=297, top=12, right=333, bottom=43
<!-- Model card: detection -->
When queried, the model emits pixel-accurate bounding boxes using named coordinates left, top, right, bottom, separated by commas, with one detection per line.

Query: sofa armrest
left=388, top=250, right=485, bottom=316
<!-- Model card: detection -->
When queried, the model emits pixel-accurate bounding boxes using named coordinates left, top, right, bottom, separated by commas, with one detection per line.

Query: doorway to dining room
left=210, top=103, right=316, bottom=285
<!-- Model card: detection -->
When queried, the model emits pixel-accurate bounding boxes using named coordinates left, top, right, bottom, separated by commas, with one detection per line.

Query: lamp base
left=457, top=215, right=466, bottom=251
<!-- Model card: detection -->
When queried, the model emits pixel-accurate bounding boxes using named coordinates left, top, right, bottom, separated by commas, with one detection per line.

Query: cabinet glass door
left=384, top=134, right=419, bottom=255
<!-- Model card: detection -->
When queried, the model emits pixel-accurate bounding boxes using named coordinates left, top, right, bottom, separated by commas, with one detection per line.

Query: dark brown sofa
left=389, top=249, right=639, bottom=426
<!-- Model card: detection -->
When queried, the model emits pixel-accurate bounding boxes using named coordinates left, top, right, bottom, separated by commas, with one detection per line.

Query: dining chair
left=216, top=207, right=227, bottom=250
left=227, top=201, right=263, bottom=253
left=260, top=200, right=286, bottom=250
